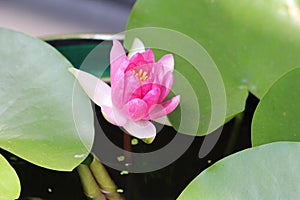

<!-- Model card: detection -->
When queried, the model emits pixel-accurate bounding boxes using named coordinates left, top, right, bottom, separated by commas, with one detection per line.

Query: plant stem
left=89, top=154, right=123, bottom=200
left=123, top=132, right=132, bottom=163
left=77, top=164, right=106, bottom=200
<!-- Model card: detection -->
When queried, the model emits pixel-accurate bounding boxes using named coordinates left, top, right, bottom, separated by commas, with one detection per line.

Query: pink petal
left=123, top=70, right=142, bottom=102
left=102, top=105, right=127, bottom=126
left=110, top=40, right=126, bottom=85
left=150, top=63, right=166, bottom=84
left=140, top=83, right=154, bottom=98
left=142, top=86, right=161, bottom=106
left=147, top=95, right=180, bottom=120
left=101, top=106, right=117, bottom=125
left=142, top=49, right=155, bottom=63
left=123, top=120, right=156, bottom=139
left=158, top=71, right=174, bottom=103
left=158, top=54, right=174, bottom=72
left=112, top=58, right=128, bottom=85
left=123, top=98, right=148, bottom=121
left=130, top=83, right=152, bottom=101
left=127, top=53, right=147, bottom=70
left=68, top=67, right=111, bottom=107
left=111, top=76, right=125, bottom=109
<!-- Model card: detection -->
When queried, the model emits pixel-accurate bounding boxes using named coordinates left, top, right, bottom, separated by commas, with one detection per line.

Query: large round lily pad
left=126, top=0, right=300, bottom=136
left=0, top=28, right=94, bottom=171
left=178, top=142, right=300, bottom=199
left=0, top=154, right=20, bottom=200
left=252, top=68, right=300, bottom=146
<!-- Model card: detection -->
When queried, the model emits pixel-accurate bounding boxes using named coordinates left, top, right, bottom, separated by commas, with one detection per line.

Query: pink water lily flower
left=69, top=38, right=180, bottom=139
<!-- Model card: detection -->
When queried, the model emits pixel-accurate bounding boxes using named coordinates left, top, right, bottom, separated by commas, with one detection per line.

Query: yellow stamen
left=140, top=71, right=148, bottom=81
left=138, top=69, right=143, bottom=77
left=132, top=68, right=148, bottom=82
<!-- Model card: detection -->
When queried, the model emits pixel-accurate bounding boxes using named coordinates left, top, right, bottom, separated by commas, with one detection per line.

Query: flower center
left=132, top=68, right=148, bottom=82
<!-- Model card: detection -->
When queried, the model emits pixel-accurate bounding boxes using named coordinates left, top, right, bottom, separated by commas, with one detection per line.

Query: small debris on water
left=131, top=138, right=138, bottom=145
left=117, top=155, right=125, bottom=162
left=117, top=189, right=124, bottom=193
left=120, top=170, right=129, bottom=175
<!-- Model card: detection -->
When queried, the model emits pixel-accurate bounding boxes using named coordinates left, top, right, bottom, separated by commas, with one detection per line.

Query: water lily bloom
left=69, top=38, right=180, bottom=139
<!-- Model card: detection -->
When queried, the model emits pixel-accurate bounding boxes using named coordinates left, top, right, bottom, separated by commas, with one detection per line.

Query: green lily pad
left=126, top=0, right=300, bottom=135
left=0, top=28, right=94, bottom=171
left=178, top=142, right=300, bottom=199
left=0, top=154, right=20, bottom=200
left=252, top=68, right=300, bottom=146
